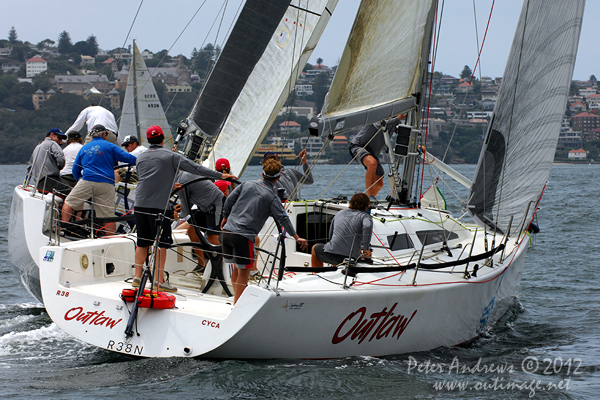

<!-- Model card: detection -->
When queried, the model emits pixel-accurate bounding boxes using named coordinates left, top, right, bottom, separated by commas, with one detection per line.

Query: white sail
left=118, top=41, right=172, bottom=147
left=468, top=0, right=585, bottom=235
left=310, top=0, right=437, bottom=136
left=203, top=0, right=338, bottom=176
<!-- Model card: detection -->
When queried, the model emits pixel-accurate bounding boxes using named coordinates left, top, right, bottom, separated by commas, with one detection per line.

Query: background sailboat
left=118, top=41, right=172, bottom=147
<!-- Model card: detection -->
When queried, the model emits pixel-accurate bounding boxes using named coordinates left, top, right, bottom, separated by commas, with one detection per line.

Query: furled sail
left=468, top=0, right=585, bottom=235
left=197, top=0, right=338, bottom=176
left=311, top=0, right=437, bottom=136
left=118, top=41, right=172, bottom=147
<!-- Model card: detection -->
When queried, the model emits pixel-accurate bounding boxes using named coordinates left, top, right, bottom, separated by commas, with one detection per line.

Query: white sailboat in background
left=118, top=40, right=172, bottom=147
left=8, top=0, right=584, bottom=358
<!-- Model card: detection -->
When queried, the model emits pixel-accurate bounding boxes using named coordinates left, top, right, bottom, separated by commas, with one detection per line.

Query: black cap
left=121, top=135, right=140, bottom=147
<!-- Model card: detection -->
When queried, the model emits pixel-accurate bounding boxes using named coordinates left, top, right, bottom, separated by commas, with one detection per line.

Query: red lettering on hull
left=64, top=307, right=122, bottom=329
left=332, top=303, right=417, bottom=345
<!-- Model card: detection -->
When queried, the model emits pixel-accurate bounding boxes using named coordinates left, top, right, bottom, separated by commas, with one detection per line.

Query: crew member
left=26, top=128, right=72, bottom=197
left=221, top=155, right=307, bottom=304
left=60, top=131, right=83, bottom=185
left=311, top=193, right=372, bottom=268
left=272, top=149, right=314, bottom=201
left=133, top=125, right=237, bottom=293
left=61, top=125, right=136, bottom=236
left=349, top=116, right=402, bottom=200
left=65, top=105, right=119, bottom=144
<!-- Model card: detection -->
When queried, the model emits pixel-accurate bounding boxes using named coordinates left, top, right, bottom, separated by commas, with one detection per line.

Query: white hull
left=11, top=184, right=529, bottom=358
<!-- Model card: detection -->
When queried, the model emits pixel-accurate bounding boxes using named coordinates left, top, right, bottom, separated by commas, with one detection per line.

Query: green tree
left=316, top=57, right=323, bottom=65
left=8, top=26, right=17, bottom=43
left=312, top=72, right=330, bottom=113
left=460, top=65, right=472, bottom=80
left=58, top=31, right=72, bottom=54
left=37, top=39, right=55, bottom=49
left=569, top=81, right=579, bottom=96
left=86, top=35, right=99, bottom=57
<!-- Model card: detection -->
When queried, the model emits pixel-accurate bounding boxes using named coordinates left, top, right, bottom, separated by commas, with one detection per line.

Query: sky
left=2, top=0, right=597, bottom=81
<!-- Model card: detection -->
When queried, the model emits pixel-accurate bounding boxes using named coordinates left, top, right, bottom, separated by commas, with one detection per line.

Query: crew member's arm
left=65, top=109, right=87, bottom=135
left=298, top=149, right=314, bottom=185
left=270, top=198, right=307, bottom=250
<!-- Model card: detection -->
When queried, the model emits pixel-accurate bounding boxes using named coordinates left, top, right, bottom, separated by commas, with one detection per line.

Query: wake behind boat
left=8, top=0, right=584, bottom=358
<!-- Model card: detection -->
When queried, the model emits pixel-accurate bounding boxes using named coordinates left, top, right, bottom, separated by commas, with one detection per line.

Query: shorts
left=349, top=144, right=384, bottom=176
left=222, top=231, right=255, bottom=268
left=313, top=243, right=347, bottom=265
left=134, top=206, right=173, bottom=248
left=190, top=203, right=222, bottom=234
left=65, top=180, right=115, bottom=218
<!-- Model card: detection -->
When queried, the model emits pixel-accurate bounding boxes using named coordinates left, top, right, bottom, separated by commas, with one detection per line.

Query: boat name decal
left=478, top=297, right=495, bottom=333
left=282, top=301, right=304, bottom=312
left=202, top=319, right=220, bottom=329
left=332, top=303, right=417, bottom=345
left=64, top=307, right=122, bottom=329
left=107, top=340, right=143, bottom=355
left=56, top=290, right=70, bottom=297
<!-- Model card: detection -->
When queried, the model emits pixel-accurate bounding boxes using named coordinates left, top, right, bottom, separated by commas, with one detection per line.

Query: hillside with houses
left=1, top=27, right=598, bottom=164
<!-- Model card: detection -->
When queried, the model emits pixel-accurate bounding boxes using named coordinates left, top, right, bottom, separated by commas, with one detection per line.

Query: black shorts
left=313, top=243, right=346, bottom=265
left=134, top=206, right=173, bottom=248
left=222, top=231, right=255, bottom=268
left=191, top=208, right=219, bottom=234
left=349, top=144, right=384, bottom=176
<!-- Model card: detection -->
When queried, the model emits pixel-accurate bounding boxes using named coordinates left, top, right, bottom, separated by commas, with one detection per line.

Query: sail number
left=147, top=103, right=159, bottom=108
left=144, top=94, right=156, bottom=99
left=107, top=340, right=143, bottom=355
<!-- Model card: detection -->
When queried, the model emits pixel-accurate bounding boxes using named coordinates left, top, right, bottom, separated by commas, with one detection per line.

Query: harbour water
left=1, top=163, right=599, bottom=399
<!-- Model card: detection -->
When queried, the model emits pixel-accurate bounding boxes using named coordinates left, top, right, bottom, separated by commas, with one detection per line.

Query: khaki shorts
left=65, top=180, right=115, bottom=218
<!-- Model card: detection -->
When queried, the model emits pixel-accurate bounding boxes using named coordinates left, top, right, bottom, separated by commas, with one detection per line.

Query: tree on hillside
left=86, top=35, right=99, bottom=57
left=37, top=39, right=55, bottom=49
left=312, top=72, right=330, bottom=113
left=460, top=65, right=472, bottom=80
left=316, top=57, right=323, bottom=66
left=8, top=27, right=18, bottom=43
left=590, top=75, right=597, bottom=84
left=58, top=31, right=73, bottom=54
left=569, top=81, right=579, bottom=96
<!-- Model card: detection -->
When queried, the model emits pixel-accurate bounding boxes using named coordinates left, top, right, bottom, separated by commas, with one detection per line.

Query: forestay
left=199, top=0, right=338, bottom=176
left=468, top=0, right=585, bottom=235
left=118, top=41, right=172, bottom=147
left=314, top=0, right=437, bottom=136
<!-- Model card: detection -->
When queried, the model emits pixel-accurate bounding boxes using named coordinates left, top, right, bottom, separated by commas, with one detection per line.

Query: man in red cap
left=133, top=125, right=237, bottom=292
left=214, top=158, right=233, bottom=196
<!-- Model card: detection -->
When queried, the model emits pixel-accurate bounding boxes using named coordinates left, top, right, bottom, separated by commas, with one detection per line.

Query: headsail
left=118, top=41, right=172, bottom=147
left=468, top=0, right=585, bottom=235
left=310, top=0, right=437, bottom=136
left=196, top=0, right=338, bottom=176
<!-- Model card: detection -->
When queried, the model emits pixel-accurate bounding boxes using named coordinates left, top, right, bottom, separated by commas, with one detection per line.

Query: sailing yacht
left=8, top=0, right=584, bottom=358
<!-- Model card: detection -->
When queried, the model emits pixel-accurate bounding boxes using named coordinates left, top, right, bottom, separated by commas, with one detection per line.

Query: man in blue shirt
left=61, top=125, right=137, bottom=236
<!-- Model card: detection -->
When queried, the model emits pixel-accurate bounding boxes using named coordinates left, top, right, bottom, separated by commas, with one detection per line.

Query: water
left=1, top=163, right=599, bottom=399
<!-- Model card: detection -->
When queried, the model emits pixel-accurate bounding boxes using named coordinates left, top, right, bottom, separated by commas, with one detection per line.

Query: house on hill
left=279, top=120, right=302, bottom=134
left=26, top=56, right=47, bottom=77
left=569, top=102, right=586, bottom=113
left=587, top=94, right=600, bottom=111
left=568, top=148, right=587, bottom=160
left=571, top=112, right=600, bottom=131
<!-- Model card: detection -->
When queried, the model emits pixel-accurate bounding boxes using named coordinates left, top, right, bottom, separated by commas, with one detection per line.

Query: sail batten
left=468, top=0, right=585, bottom=235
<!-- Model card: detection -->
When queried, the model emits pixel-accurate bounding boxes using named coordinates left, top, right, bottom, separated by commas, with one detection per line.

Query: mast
left=132, top=40, right=141, bottom=141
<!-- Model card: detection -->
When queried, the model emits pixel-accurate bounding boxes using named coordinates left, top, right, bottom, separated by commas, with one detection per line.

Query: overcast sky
left=2, top=0, right=597, bottom=80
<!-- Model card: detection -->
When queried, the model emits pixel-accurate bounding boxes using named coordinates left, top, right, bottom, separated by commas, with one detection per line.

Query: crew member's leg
left=362, top=154, right=384, bottom=197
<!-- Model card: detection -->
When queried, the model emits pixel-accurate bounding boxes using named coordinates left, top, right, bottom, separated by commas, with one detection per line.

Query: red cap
left=215, top=158, right=230, bottom=171
left=146, top=125, right=163, bottom=139
left=215, top=180, right=231, bottom=195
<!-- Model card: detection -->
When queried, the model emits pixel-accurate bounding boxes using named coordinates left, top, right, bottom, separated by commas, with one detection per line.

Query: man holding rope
left=132, top=125, right=237, bottom=293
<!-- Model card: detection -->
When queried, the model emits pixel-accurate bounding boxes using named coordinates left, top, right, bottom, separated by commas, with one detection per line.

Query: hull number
left=107, top=340, right=143, bottom=355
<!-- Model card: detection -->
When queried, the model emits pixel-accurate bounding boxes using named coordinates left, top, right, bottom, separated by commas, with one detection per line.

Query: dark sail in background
left=191, top=0, right=291, bottom=137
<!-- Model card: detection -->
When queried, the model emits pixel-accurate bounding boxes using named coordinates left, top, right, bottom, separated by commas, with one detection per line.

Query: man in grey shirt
left=221, top=155, right=307, bottom=303
left=311, top=193, right=373, bottom=268
left=26, top=128, right=72, bottom=197
left=275, top=149, right=314, bottom=201
left=132, top=125, right=236, bottom=292
left=176, top=170, right=225, bottom=268
left=349, top=116, right=401, bottom=199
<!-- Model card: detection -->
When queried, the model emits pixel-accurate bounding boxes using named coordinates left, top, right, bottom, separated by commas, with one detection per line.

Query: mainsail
left=468, top=0, right=585, bottom=235
left=118, top=41, right=172, bottom=147
left=311, top=0, right=437, bottom=136
left=196, top=0, right=338, bottom=176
